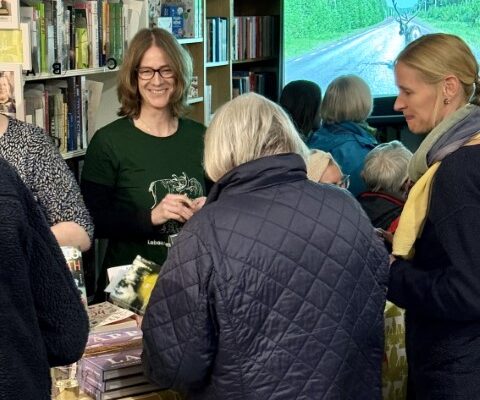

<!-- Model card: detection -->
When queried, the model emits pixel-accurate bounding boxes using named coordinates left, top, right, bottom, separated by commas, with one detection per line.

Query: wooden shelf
left=232, top=56, right=278, bottom=65
left=187, top=96, right=204, bottom=104
left=23, top=67, right=119, bottom=81
left=61, top=149, right=87, bottom=160
left=178, top=37, right=204, bottom=45
left=206, top=61, right=230, bottom=68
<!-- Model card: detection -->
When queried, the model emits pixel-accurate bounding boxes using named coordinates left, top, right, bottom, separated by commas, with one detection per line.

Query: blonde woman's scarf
left=393, top=104, right=480, bottom=259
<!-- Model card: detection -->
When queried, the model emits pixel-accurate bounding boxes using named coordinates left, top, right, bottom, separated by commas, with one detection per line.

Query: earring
left=444, top=98, right=450, bottom=105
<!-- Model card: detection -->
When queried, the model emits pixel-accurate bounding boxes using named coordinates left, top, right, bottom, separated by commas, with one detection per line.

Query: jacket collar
left=309, top=121, right=377, bottom=149
left=206, top=153, right=307, bottom=204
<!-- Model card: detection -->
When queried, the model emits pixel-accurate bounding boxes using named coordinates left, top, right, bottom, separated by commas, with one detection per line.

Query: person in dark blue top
left=308, top=75, right=378, bottom=195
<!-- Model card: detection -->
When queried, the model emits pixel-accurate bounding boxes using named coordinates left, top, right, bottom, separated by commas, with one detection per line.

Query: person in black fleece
left=0, top=157, right=89, bottom=400
left=389, top=33, right=480, bottom=399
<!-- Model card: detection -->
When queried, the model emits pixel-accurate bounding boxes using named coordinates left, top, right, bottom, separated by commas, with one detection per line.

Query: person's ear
left=443, top=75, right=460, bottom=100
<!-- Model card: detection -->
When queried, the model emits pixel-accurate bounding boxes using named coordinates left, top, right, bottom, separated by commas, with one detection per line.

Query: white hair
left=361, top=141, right=412, bottom=195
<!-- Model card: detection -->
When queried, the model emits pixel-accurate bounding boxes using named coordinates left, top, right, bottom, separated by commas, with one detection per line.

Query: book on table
left=87, top=301, right=138, bottom=333
left=84, top=325, right=143, bottom=356
left=108, top=255, right=162, bottom=315
left=80, top=372, right=149, bottom=392
left=80, top=380, right=160, bottom=400
left=78, top=347, right=144, bottom=382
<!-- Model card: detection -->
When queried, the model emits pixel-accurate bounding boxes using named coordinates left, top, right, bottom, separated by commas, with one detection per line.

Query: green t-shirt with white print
left=82, top=117, right=206, bottom=268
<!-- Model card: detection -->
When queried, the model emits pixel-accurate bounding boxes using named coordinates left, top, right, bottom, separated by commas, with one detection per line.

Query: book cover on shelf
left=79, top=347, right=144, bottom=382
left=85, top=325, right=142, bottom=356
left=0, top=63, right=24, bottom=121
left=61, top=246, right=88, bottom=307
left=0, top=29, right=23, bottom=64
left=20, top=5, right=39, bottom=72
left=161, top=3, right=184, bottom=38
left=0, top=0, right=20, bottom=29
left=80, top=372, right=148, bottom=392
left=181, top=0, right=197, bottom=38
left=109, top=255, right=161, bottom=315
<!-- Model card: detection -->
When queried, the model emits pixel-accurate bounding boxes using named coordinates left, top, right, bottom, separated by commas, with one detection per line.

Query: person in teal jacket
left=308, top=75, right=377, bottom=195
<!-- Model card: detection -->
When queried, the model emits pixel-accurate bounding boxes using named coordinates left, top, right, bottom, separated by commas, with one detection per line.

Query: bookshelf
left=201, top=0, right=281, bottom=120
left=0, top=0, right=282, bottom=148
left=145, top=0, right=281, bottom=125
left=0, top=0, right=149, bottom=162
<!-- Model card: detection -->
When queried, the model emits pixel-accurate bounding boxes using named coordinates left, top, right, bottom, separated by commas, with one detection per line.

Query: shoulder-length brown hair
left=117, top=28, right=193, bottom=118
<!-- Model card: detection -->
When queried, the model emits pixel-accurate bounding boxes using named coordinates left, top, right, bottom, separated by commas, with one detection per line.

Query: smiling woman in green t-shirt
left=81, top=28, right=207, bottom=300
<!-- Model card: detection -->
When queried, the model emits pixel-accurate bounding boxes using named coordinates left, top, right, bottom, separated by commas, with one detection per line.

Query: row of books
left=206, top=17, right=228, bottom=63
left=232, top=16, right=278, bottom=61
left=24, top=76, right=89, bottom=153
left=20, top=0, right=144, bottom=74
left=232, top=70, right=277, bottom=100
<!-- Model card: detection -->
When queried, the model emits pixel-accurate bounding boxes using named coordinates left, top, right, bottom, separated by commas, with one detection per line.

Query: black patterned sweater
left=0, top=117, right=93, bottom=239
left=0, top=158, right=89, bottom=400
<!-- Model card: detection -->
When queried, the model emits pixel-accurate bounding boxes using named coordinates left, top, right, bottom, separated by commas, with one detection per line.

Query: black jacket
left=357, top=191, right=404, bottom=231
left=0, top=158, right=89, bottom=400
left=389, top=146, right=480, bottom=399
left=142, top=153, right=389, bottom=399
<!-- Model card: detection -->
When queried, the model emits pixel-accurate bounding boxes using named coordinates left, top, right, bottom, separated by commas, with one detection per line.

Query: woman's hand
left=375, top=228, right=394, bottom=244
left=191, top=196, right=207, bottom=213
left=51, top=222, right=91, bottom=251
left=151, top=194, right=194, bottom=226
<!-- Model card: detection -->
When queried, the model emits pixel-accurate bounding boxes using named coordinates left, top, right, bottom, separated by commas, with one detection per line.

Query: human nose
left=394, top=96, right=405, bottom=112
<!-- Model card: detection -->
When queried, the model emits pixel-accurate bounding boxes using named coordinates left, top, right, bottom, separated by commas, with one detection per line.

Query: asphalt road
left=285, top=18, right=434, bottom=96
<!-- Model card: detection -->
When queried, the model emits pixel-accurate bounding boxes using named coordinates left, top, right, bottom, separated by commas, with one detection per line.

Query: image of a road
left=285, top=18, right=435, bottom=96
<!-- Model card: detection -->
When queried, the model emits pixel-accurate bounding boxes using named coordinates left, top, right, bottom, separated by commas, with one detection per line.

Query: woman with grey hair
left=308, top=75, right=378, bottom=196
left=358, top=140, right=412, bottom=234
left=142, top=92, right=389, bottom=400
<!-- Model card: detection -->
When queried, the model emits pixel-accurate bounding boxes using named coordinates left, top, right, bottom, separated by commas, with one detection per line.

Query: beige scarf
left=393, top=104, right=480, bottom=259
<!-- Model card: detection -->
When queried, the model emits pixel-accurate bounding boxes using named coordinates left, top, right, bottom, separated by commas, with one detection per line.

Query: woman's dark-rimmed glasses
left=136, top=67, right=175, bottom=80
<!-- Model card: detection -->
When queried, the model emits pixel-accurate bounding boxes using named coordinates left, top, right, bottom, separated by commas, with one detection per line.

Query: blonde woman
left=308, top=75, right=378, bottom=196
left=142, top=93, right=389, bottom=399
left=388, top=33, right=480, bottom=399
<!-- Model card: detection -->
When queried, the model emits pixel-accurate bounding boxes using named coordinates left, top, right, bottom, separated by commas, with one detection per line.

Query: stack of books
left=78, top=327, right=160, bottom=399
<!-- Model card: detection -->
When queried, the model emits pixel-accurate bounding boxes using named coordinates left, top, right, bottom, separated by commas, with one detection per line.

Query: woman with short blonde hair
left=142, top=92, right=389, bottom=399
left=320, top=75, right=373, bottom=124
left=204, top=92, right=309, bottom=181
left=308, top=74, right=377, bottom=196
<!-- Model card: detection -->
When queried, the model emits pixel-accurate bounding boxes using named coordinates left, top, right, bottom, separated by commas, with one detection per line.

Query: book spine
left=78, top=378, right=102, bottom=400
left=36, top=3, right=47, bottom=72
left=68, top=5, right=75, bottom=69
left=79, top=357, right=105, bottom=384
left=78, top=368, right=106, bottom=392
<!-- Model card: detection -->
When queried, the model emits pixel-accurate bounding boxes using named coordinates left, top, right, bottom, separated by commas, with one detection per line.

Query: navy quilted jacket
left=142, top=153, right=389, bottom=399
